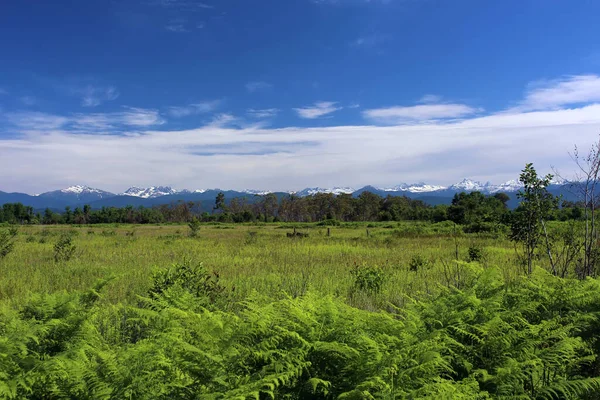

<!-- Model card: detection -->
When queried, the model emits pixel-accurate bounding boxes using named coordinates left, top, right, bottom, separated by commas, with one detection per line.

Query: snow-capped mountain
left=293, top=187, right=356, bottom=196
left=38, top=185, right=115, bottom=204
left=242, top=189, right=273, bottom=195
left=122, top=186, right=179, bottom=198
left=60, top=185, right=105, bottom=195
left=378, top=183, right=448, bottom=193
left=488, top=180, right=523, bottom=193
left=447, top=179, right=494, bottom=192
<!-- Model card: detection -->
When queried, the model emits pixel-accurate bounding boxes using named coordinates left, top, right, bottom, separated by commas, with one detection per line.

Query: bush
left=188, top=218, right=201, bottom=237
left=54, top=234, right=76, bottom=262
left=317, top=218, right=341, bottom=226
left=350, top=264, right=386, bottom=294
left=409, top=254, right=430, bottom=272
left=468, top=245, right=484, bottom=262
left=148, top=260, right=228, bottom=308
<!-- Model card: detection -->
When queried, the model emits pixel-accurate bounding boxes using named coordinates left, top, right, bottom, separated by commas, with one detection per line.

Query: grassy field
left=1, top=221, right=519, bottom=308
left=5, top=221, right=600, bottom=398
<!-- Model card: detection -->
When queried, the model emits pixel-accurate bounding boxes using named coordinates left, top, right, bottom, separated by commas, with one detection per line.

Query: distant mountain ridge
left=0, top=178, right=576, bottom=211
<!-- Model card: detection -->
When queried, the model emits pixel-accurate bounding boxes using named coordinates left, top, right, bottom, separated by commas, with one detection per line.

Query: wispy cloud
left=4, top=74, right=600, bottom=193
left=167, top=100, right=220, bottom=117
left=4, top=107, right=164, bottom=133
left=148, top=0, right=213, bottom=10
left=165, top=18, right=189, bottom=32
left=247, top=108, right=280, bottom=118
left=208, top=113, right=238, bottom=128
left=418, top=94, right=443, bottom=104
left=513, top=74, right=600, bottom=112
left=20, top=96, right=37, bottom=106
left=3, top=104, right=599, bottom=194
left=79, top=85, right=120, bottom=107
left=245, top=81, right=273, bottom=93
left=294, top=101, right=342, bottom=119
left=4, top=112, right=69, bottom=130
left=351, top=34, right=388, bottom=48
left=313, top=0, right=390, bottom=5
left=364, top=103, right=480, bottom=124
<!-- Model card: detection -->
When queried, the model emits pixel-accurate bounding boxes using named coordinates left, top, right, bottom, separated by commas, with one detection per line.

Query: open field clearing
left=1, top=222, right=518, bottom=308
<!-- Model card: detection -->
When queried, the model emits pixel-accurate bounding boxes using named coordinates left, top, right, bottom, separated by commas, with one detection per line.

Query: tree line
left=0, top=187, right=584, bottom=229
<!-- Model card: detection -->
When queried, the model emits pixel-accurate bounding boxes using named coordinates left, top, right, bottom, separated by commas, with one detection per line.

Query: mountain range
left=0, top=178, right=575, bottom=211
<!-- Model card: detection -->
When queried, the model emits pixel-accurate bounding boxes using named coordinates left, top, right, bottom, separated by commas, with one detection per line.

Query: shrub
left=468, top=245, right=484, bottom=262
left=188, top=218, right=201, bottom=237
left=409, top=254, right=430, bottom=272
left=350, top=264, right=386, bottom=294
left=54, top=234, right=76, bottom=262
left=25, top=235, right=36, bottom=243
left=148, top=260, right=228, bottom=308
left=317, top=218, right=341, bottom=226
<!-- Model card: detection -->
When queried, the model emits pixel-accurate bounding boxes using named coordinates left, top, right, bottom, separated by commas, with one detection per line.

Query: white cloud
left=81, top=85, right=119, bottom=107
left=208, top=113, right=238, bottom=127
left=5, top=112, right=69, bottom=130
left=245, top=81, right=273, bottom=93
left=363, top=103, right=480, bottom=124
left=294, top=101, right=342, bottom=119
left=167, top=100, right=220, bottom=117
left=247, top=108, right=280, bottom=118
left=515, top=74, right=600, bottom=111
left=115, top=107, right=165, bottom=127
left=3, top=104, right=599, bottom=194
left=4, top=107, right=164, bottom=133
left=419, top=94, right=443, bottom=104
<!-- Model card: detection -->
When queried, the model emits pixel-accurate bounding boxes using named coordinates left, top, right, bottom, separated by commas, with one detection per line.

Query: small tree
left=510, top=163, right=558, bottom=275
left=214, top=192, right=225, bottom=214
left=567, top=136, right=600, bottom=277
left=54, top=234, right=76, bottom=262
left=188, top=218, right=201, bottom=238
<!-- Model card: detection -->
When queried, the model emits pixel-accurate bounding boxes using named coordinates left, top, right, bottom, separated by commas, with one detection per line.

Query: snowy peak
left=489, top=179, right=523, bottom=193
left=60, top=185, right=109, bottom=195
left=448, top=178, right=492, bottom=192
left=247, top=191, right=272, bottom=196
left=37, top=185, right=115, bottom=202
left=294, top=187, right=355, bottom=196
left=122, top=186, right=179, bottom=198
left=378, top=182, right=447, bottom=193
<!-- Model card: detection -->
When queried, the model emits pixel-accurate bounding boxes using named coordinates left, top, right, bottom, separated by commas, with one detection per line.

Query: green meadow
left=3, top=221, right=600, bottom=399
left=1, top=222, right=516, bottom=307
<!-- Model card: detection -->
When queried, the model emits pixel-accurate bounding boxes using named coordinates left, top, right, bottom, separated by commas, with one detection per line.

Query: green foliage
left=468, top=245, right=484, bottom=262
left=0, top=228, right=18, bottom=259
left=350, top=264, right=386, bottom=294
left=317, top=218, right=341, bottom=226
left=409, top=254, right=430, bottom=272
left=3, top=267, right=600, bottom=399
left=147, top=260, right=228, bottom=309
left=511, top=163, right=559, bottom=274
left=187, top=218, right=201, bottom=237
left=53, top=234, right=76, bottom=262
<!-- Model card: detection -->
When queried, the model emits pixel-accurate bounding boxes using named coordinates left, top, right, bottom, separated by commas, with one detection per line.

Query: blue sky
left=1, top=0, right=600, bottom=193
